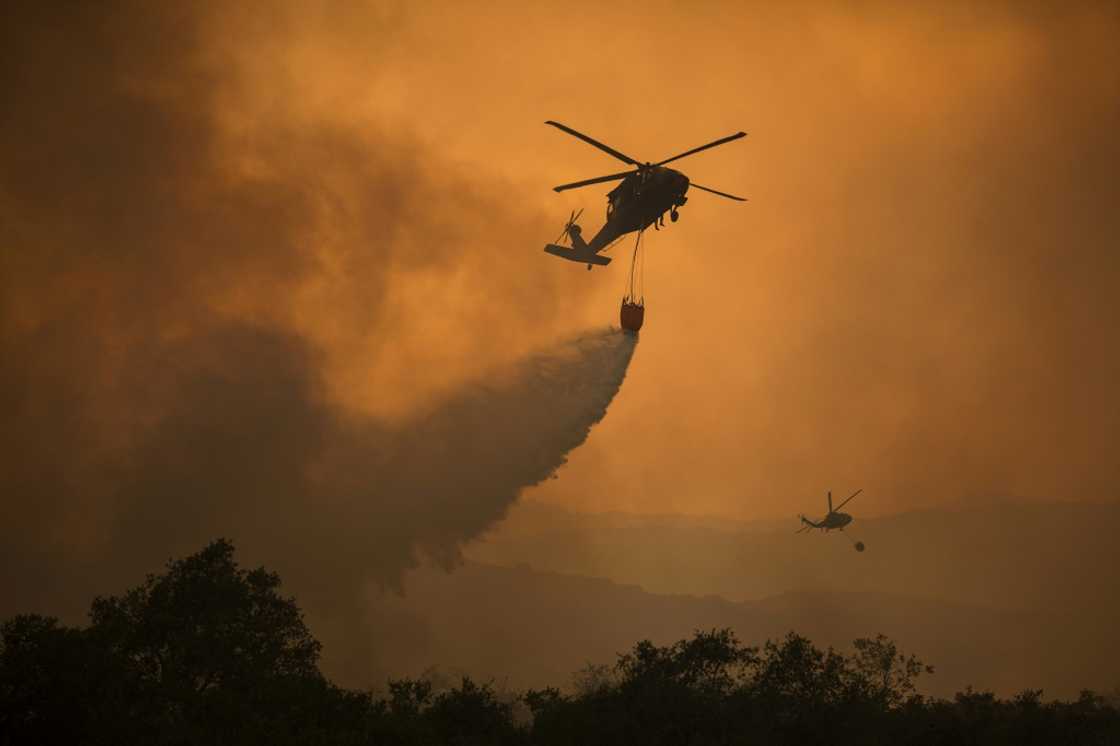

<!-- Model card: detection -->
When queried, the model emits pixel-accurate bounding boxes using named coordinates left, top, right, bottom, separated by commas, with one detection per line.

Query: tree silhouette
left=3, top=538, right=1118, bottom=745
left=89, top=538, right=321, bottom=691
left=1, top=539, right=365, bottom=745
left=849, top=633, right=934, bottom=707
left=0, top=613, right=115, bottom=743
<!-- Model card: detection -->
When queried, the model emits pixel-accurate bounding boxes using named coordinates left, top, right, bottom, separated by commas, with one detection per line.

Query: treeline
left=2, top=540, right=1116, bottom=745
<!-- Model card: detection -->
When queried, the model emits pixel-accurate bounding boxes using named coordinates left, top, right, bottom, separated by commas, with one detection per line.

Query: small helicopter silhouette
left=543, top=121, right=747, bottom=269
left=798, top=489, right=866, bottom=552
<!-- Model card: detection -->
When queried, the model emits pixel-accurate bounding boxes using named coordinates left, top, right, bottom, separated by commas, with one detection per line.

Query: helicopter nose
left=678, top=176, right=691, bottom=202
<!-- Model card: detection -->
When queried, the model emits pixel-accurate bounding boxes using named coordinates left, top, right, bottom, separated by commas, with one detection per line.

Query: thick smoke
left=2, top=316, right=637, bottom=678
left=0, top=2, right=636, bottom=680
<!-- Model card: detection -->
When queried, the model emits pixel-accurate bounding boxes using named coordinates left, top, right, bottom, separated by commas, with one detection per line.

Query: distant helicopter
left=543, top=121, right=747, bottom=269
left=798, top=489, right=866, bottom=551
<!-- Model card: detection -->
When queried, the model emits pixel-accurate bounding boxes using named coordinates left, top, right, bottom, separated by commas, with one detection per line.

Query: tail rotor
left=554, top=208, right=584, bottom=246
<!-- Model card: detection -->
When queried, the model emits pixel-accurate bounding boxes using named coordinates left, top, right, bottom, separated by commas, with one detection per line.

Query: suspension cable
left=625, top=230, right=643, bottom=303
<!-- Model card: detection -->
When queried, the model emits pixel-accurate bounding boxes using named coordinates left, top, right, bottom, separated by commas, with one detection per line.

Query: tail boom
left=543, top=221, right=615, bottom=266
left=797, top=514, right=820, bottom=533
left=543, top=244, right=612, bottom=265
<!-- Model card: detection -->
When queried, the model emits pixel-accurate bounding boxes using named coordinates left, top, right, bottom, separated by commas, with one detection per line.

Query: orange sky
left=3, top=0, right=1118, bottom=531
left=4, top=0, right=1120, bottom=689
left=201, top=0, right=1119, bottom=519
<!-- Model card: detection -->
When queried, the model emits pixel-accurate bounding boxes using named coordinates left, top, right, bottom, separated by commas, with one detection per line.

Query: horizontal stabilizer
left=544, top=244, right=612, bottom=266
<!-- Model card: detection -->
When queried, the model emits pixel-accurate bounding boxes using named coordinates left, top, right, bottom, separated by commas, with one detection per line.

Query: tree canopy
left=2, top=539, right=1116, bottom=745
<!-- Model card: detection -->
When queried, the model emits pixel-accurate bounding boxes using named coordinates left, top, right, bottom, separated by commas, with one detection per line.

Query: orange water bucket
left=620, top=300, right=644, bottom=332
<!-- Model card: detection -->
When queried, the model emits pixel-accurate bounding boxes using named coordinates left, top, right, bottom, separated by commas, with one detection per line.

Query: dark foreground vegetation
left=2, top=541, right=1116, bottom=745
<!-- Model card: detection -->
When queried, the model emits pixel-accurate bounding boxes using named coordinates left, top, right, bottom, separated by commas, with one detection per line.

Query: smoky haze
left=0, top=3, right=637, bottom=681
left=3, top=0, right=1119, bottom=691
left=514, top=0, right=1120, bottom=517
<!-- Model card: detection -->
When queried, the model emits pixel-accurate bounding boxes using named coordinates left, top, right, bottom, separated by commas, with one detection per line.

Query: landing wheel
left=670, top=209, right=679, bottom=223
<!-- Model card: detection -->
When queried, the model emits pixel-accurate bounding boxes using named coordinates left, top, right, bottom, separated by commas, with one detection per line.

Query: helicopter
left=542, top=121, right=747, bottom=269
left=797, top=489, right=866, bottom=551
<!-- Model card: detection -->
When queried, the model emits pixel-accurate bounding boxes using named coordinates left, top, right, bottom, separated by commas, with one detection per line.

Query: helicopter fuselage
left=580, top=166, right=690, bottom=253
left=802, top=511, right=853, bottom=531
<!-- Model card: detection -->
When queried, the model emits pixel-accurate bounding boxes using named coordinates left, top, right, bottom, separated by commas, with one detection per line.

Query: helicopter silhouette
left=543, top=121, right=747, bottom=269
left=798, top=489, right=863, bottom=537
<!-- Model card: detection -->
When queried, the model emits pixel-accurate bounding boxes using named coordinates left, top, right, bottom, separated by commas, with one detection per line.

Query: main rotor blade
left=545, top=121, right=640, bottom=166
left=656, top=131, right=746, bottom=167
left=834, top=489, right=863, bottom=512
left=553, top=170, right=635, bottom=192
left=690, top=183, right=747, bottom=201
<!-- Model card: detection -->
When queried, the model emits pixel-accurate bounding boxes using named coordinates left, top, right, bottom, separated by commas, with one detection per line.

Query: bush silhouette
left=1, top=539, right=366, bottom=745
left=2, top=539, right=1117, bottom=745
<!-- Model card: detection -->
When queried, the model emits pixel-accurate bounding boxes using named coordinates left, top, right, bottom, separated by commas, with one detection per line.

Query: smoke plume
left=0, top=2, right=638, bottom=679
